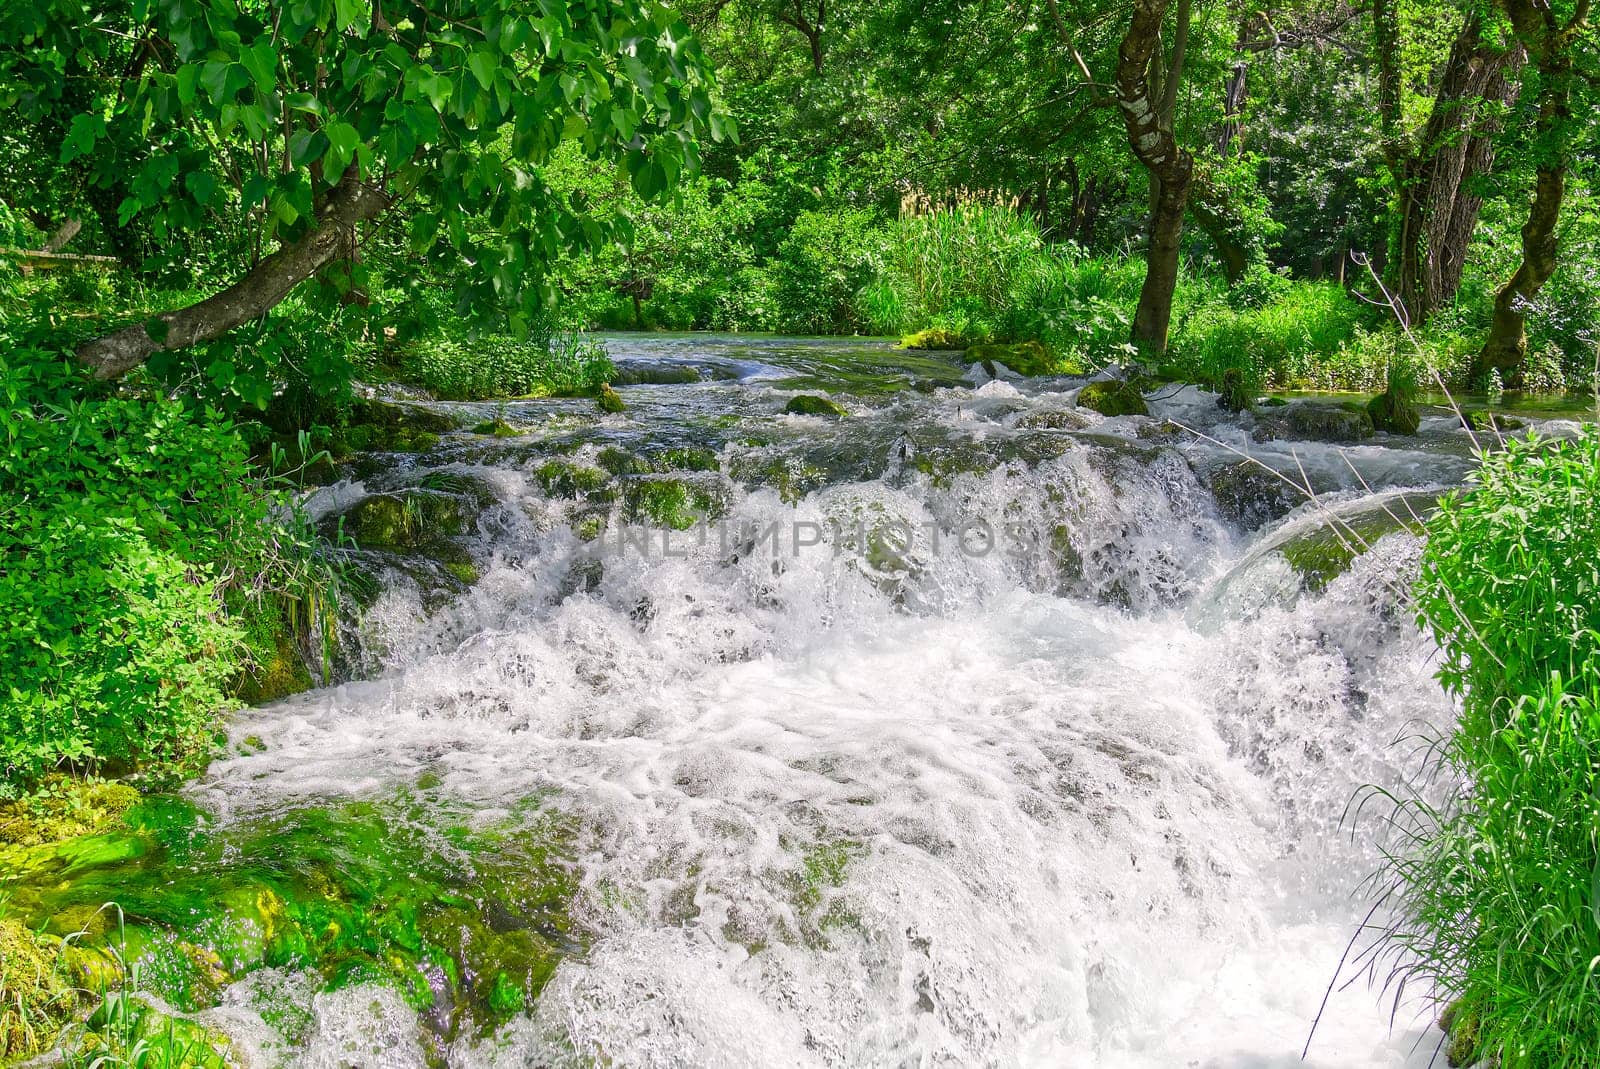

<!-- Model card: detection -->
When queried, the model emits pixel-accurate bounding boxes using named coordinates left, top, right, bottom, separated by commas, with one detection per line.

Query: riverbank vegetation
left=2, top=0, right=1600, bottom=1059
left=1370, top=429, right=1600, bottom=1067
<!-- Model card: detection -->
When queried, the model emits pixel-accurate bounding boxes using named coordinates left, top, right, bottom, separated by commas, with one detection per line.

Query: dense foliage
left=1384, top=430, right=1600, bottom=1067
left=0, top=354, right=323, bottom=793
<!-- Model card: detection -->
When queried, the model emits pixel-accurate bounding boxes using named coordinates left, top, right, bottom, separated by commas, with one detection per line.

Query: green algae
left=624, top=478, right=723, bottom=530
left=962, top=340, right=1079, bottom=377
left=536, top=460, right=613, bottom=500
left=900, top=328, right=968, bottom=350
left=1076, top=380, right=1150, bottom=418
left=1, top=794, right=582, bottom=1044
left=784, top=395, right=848, bottom=419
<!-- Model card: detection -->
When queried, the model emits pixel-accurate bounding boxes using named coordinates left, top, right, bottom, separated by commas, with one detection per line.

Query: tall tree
left=1476, top=0, right=1591, bottom=382
left=1374, top=1, right=1517, bottom=326
left=0, top=0, right=720, bottom=379
left=1114, top=0, right=1196, bottom=352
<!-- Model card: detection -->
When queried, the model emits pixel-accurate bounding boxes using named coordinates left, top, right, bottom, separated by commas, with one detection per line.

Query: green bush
left=396, top=332, right=616, bottom=401
left=771, top=208, right=888, bottom=334
left=0, top=353, right=316, bottom=794
left=1379, top=429, right=1600, bottom=1068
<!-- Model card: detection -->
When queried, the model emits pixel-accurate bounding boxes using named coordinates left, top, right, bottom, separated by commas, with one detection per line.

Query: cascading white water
left=188, top=336, right=1544, bottom=1068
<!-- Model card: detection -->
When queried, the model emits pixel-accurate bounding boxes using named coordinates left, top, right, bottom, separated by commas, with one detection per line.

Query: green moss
left=335, top=399, right=456, bottom=455
left=1367, top=390, right=1420, bottom=435
left=597, top=384, right=626, bottom=414
left=610, top=365, right=700, bottom=385
left=900, top=328, right=969, bottom=350
left=343, top=492, right=468, bottom=549
left=784, top=395, right=848, bottom=419
left=1076, top=379, right=1150, bottom=418
left=0, top=778, right=142, bottom=849
left=1461, top=409, right=1525, bottom=432
left=1, top=794, right=582, bottom=1042
left=596, top=447, right=652, bottom=476
left=962, top=340, right=1077, bottom=377
left=536, top=461, right=613, bottom=500
left=230, top=601, right=314, bottom=706
left=0, top=918, right=83, bottom=1059
left=443, top=561, right=480, bottom=585
left=625, top=478, right=721, bottom=530
left=654, top=446, right=721, bottom=472
left=1439, top=1000, right=1481, bottom=1068
left=470, top=418, right=520, bottom=438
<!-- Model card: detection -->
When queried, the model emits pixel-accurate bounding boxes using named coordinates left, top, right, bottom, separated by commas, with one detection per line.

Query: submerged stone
left=784, top=395, right=848, bottom=419
left=1076, top=380, right=1150, bottom=418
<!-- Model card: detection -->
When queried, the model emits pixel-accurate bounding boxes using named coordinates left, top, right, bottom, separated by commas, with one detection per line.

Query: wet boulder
left=1208, top=461, right=1304, bottom=529
left=1254, top=401, right=1374, bottom=443
left=1076, top=380, right=1150, bottom=418
left=336, top=398, right=458, bottom=454
left=784, top=395, right=848, bottom=419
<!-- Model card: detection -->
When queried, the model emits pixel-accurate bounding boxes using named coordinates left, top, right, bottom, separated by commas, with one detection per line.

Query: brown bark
left=1386, top=15, right=1516, bottom=325
left=75, top=174, right=390, bottom=380
left=1478, top=165, right=1565, bottom=381
left=1116, top=0, right=1194, bottom=353
left=1474, top=0, right=1580, bottom=382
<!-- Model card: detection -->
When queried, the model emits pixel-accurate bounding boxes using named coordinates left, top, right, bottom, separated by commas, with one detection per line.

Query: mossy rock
left=624, top=478, right=724, bottom=530
left=342, top=491, right=469, bottom=549
left=536, top=460, right=613, bottom=500
left=610, top=365, right=701, bottom=385
left=0, top=918, right=85, bottom=1059
left=470, top=417, right=520, bottom=438
left=1367, top=391, right=1420, bottom=435
left=731, top=454, right=828, bottom=505
left=231, top=625, right=313, bottom=706
left=0, top=778, right=142, bottom=849
left=1439, top=1000, right=1481, bottom=1068
left=784, top=395, right=848, bottom=419
left=336, top=398, right=456, bottom=454
left=1208, top=461, right=1303, bottom=529
left=2, top=796, right=582, bottom=1043
left=1256, top=401, right=1375, bottom=443
left=1015, top=408, right=1091, bottom=431
left=1460, top=410, right=1525, bottom=433
left=962, top=340, right=1072, bottom=377
left=596, top=447, right=653, bottom=476
left=597, top=384, right=626, bottom=413
left=1076, top=379, right=1150, bottom=418
left=1275, top=492, right=1436, bottom=589
left=652, top=446, right=721, bottom=472
left=900, top=328, right=969, bottom=350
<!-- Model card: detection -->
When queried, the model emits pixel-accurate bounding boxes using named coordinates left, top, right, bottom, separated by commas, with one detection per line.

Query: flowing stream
left=21, top=336, right=1587, bottom=1068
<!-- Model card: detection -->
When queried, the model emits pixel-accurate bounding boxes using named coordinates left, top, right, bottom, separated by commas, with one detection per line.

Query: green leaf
left=324, top=121, right=360, bottom=177
left=60, top=113, right=106, bottom=164
left=467, top=51, right=497, bottom=92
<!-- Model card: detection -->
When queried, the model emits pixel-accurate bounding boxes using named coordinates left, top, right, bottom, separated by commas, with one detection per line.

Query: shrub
left=396, top=332, right=615, bottom=400
left=771, top=208, right=889, bottom=334
left=0, top=352, right=318, bottom=794
left=1375, top=429, right=1600, bottom=1068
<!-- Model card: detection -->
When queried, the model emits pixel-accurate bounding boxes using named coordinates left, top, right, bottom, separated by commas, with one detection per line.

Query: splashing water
left=44, top=336, right=1558, bottom=1067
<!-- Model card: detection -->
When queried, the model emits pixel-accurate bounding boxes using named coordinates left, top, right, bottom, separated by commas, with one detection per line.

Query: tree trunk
left=75, top=175, right=390, bottom=380
left=1388, top=15, right=1516, bottom=325
left=1477, top=165, right=1564, bottom=381
left=1187, top=177, right=1251, bottom=283
left=1474, top=0, right=1575, bottom=384
left=1116, top=0, right=1194, bottom=353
